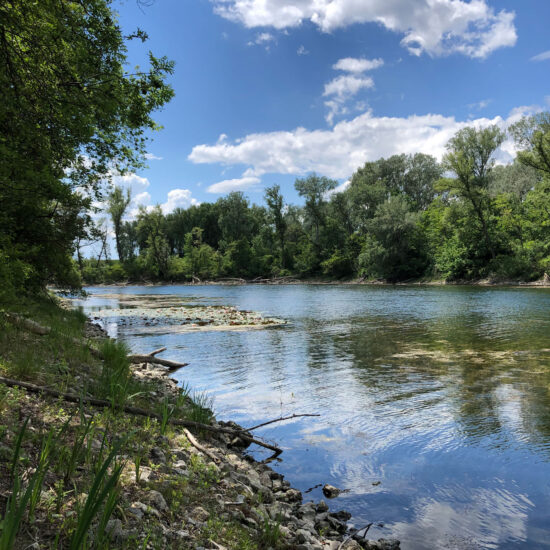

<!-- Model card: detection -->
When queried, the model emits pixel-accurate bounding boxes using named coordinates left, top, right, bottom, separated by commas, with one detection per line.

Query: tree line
left=85, top=118, right=550, bottom=284
left=2, top=1, right=550, bottom=297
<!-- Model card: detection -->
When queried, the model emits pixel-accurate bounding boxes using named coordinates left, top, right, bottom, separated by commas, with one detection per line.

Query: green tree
left=107, top=186, right=131, bottom=261
left=0, top=0, right=173, bottom=291
left=264, top=184, right=287, bottom=268
left=137, top=206, right=170, bottom=279
left=441, top=125, right=505, bottom=259
left=294, top=174, right=337, bottom=245
left=510, top=112, right=550, bottom=176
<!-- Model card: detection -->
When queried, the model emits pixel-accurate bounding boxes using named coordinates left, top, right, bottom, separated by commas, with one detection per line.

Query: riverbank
left=0, top=296, right=399, bottom=549
left=80, top=274, right=550, bottom=289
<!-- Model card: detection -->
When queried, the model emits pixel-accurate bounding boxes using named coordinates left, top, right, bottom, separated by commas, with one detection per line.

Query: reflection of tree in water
left=324, top=307, right=550, bottom=453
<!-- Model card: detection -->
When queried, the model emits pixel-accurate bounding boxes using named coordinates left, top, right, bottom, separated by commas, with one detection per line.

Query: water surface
left=80, top=284, right=550, bottom=549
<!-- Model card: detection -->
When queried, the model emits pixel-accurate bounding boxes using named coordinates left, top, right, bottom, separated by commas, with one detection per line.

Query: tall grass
left=69, top=437, right=127, bottom=550
left=96, top=339, right=133, bottom=408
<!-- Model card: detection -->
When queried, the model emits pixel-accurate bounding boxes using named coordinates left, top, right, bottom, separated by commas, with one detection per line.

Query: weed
left=258, top=513, right=282, bottom=549
left=69, top=436, right=128, bottom=550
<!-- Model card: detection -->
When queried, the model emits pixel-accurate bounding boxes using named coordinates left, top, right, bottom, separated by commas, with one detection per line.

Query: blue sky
left=113, top=0, right=550, bottom=212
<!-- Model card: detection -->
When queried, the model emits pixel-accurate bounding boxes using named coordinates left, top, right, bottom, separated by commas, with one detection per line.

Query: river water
left=80, top=284, right=550, bottom=549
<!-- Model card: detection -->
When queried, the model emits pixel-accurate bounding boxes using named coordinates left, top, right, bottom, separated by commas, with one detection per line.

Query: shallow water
left=79, top=284, right=550, bottom=549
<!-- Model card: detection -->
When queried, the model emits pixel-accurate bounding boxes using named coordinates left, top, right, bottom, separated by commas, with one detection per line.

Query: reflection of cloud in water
left=386, top=485, right=532, bottom=550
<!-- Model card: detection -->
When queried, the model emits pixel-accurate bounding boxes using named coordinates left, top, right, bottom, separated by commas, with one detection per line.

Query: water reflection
left=80, top=285, right=550, bottom=549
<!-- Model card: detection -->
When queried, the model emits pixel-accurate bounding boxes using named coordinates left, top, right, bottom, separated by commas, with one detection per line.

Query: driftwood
left=128, top=353, right=188, bottom=372
left=5, top=314, right=187, bottom=371
left=183, top=427, right=220, bottom=463
left=0, top=376, right=282, bottom=458
left=247, top=413, right=321, bottom=431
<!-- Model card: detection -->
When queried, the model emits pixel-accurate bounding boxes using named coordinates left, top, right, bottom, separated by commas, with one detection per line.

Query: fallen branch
left=183, top=428, right=220, bottom=463
left=0, top=376, right=282, bottom=458
left=5, top=313, right=51, bottom=335
left=128, top=354, right=188, bottom=372
left=247, top=413, right=321, bottom=431
left=147, top=346, right=167, bottom=357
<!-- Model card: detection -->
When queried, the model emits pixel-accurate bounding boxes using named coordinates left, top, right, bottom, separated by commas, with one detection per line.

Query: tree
left=137, top=206, right=170, bottom=279
left=264, top=185, right=287, bottom=268
left=217, top=192, right=252, bottom=243
left=0, top=0, right=174, bottom=291
left=107, top=186, right=131, bottom=261
left=294, top=174, right=337, bottom=245
left=510, top=112, right=550, bottom=175
left=441, top=125, right=505, bottom=259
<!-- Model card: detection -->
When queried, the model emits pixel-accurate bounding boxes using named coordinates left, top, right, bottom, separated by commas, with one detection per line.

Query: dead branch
left=128, top=354, right=188, bottom=371
left=148, top=347, right=167, bottom=357
left=247, top=413, right=321, bottom=431
left=5, top=313, right=51, bottom=335
left=0, top=375, right=282, bottom=457
left=183, top=427, right=220, bottom=463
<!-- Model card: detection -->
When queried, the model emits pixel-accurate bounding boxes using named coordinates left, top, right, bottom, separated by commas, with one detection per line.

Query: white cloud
left=323, top=75, right=374, bottom=99
left=247, top=32, right=276, bottom=48
left=189, top=107, right=536, bottom=180
left=468, top=98, right=492, bottom=111
left=530, top=50, right=550, bottom=62
left=297, top=44, right=309, bottom=55
left=111, top=172, right=150, bottom=195
left=207, top=176, right=261, bottom=193
left=144, top=152, right=163, bottom=160
left=333, top=57, right=384, bottom=73
left=212, top=0, right=516, bottom=58
left=160, top=189, right=199, bottom=213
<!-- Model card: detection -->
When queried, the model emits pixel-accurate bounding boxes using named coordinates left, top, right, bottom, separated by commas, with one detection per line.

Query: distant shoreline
left=80, top=276, right=550, bottom=289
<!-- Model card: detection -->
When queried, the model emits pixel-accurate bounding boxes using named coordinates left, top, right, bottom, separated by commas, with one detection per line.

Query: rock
left=192, top=506, right=210, bottom=522
left=296, top=528, right=315, bottom=544
left=283, top=488, right=302, bottom=503
left=146, top=490, right=167, bottom=511
left=173, top=530, right=191, bottom=540
left=331, top=510, right=352, bottom=522
left=105, top=519, right=124, bottom=542
left=322, top=484, right=342, bottom=499
left=317, top=499, right=329, bottom=512
left=150, top=447, right=166, bottom=464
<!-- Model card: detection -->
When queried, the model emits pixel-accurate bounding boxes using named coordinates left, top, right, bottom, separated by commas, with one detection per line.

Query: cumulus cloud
left=333, top=57, right=384, bottom=73
left=323, top=75, right=374, bottom=99
left=212, top=0, right=516, bottom=58
left=530, top=50, right=550, bottom=62
left=160, top=189, right=200, bottom=213
left=207, top=176, right=261, bottom=193
left=297, top=44, right=309, bottom=55
left=189, top=107, right=534, bottom=181
left=323, top=58, right=380, bottom=125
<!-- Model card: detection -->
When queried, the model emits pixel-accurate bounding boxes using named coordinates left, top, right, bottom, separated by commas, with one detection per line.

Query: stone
left=105, top=519, right=124, bottom=542
left=150, top=447, right=166, bottom=464
left=192, top=506, right=210, bottom=522
left=322, top=484, right=341, bottom=499
left=317, top=499, right=329, bottom=513
left=284, top=488, right=302, bottom=503
left=147, top=490, right=167, bottom=511
left=296, top=529, right=315, bottom=544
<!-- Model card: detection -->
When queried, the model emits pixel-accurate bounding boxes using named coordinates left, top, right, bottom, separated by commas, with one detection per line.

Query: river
left=79, top=284, right=550, bottom=549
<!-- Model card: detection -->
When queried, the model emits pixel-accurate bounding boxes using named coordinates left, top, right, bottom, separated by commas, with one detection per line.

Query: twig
left=183, top=428, right=220, bottom=463
left=0, top=376, right=282, bottom=457
left=337, top=523, right=373, bottom=550
left=247, top=413, right=320, bottom=431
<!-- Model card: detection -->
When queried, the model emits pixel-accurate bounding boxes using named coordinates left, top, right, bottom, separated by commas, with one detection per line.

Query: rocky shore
left=123, top=324, right=400, bottom=550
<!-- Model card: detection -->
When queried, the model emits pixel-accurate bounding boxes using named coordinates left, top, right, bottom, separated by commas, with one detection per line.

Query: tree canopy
left=0, top=0, right=173, bottom=294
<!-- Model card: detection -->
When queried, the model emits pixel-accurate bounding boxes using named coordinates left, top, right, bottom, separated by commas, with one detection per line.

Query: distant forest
left=84, top=121, right=550, bottom=284
left=2, top=0, right=550, bottom=295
